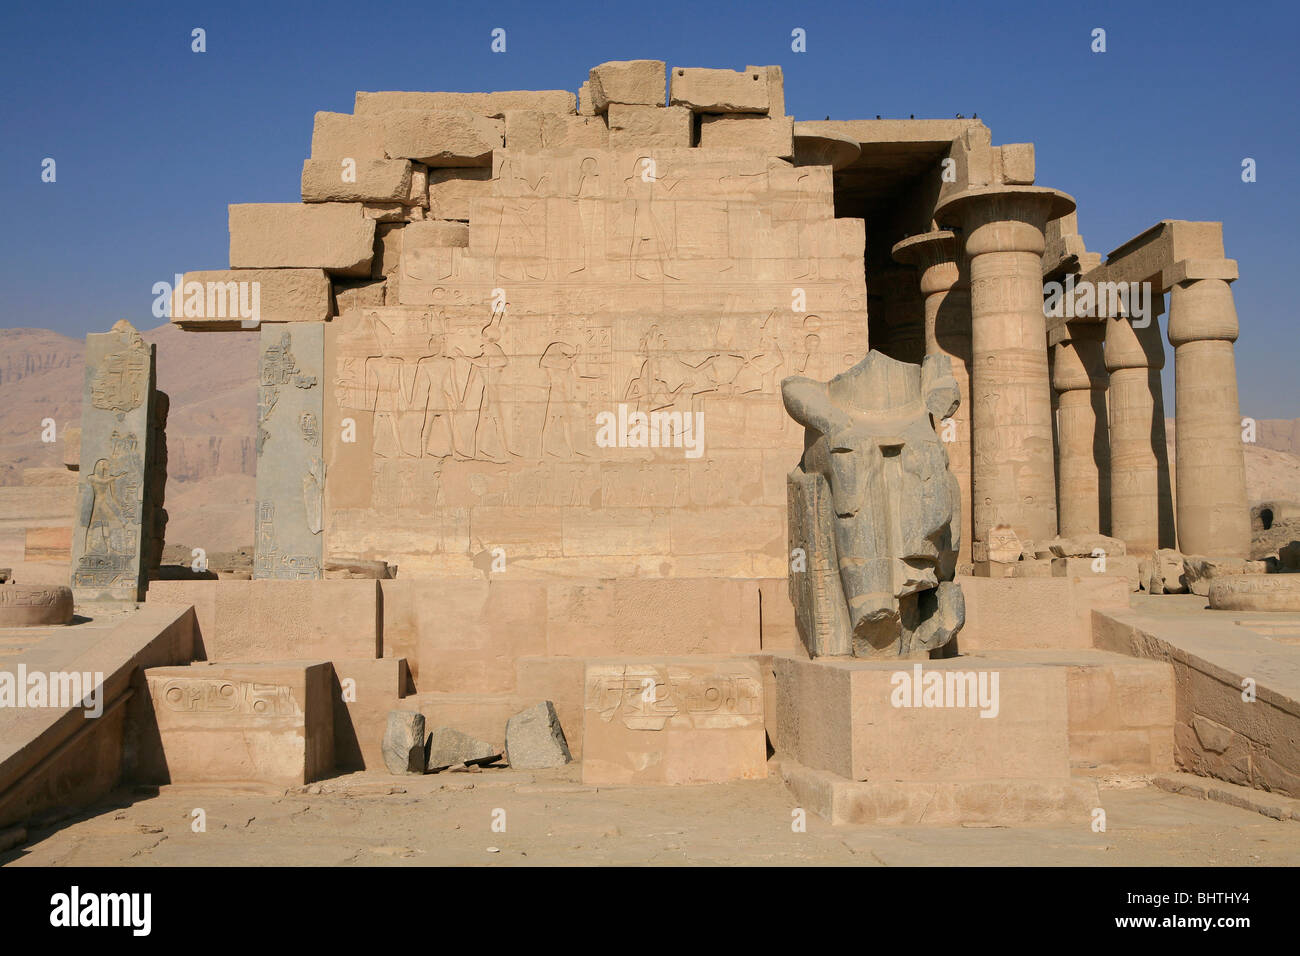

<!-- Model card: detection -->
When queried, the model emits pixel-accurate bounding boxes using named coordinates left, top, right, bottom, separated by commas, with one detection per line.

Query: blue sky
left=2, top=0, right=1296, bottom=416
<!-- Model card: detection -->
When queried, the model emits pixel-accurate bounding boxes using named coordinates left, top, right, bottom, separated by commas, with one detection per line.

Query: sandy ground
left=4, top=766, right=1296, bottom=867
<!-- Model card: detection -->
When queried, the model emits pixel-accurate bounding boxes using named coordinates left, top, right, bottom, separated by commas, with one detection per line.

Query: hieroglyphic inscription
left=150, top=677, right=301, bottom=717
left=587, top=664, right=761, bottom=731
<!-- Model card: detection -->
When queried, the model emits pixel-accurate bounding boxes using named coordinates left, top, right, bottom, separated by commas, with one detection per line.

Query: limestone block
left=361, top=203, right=424, bottom=222
left=406, top=164, right=428, bottom=207
left=957, top=574, right=1129, bottom=651
left=606, top=104, right=691, bottom=149
left=746, top=64, right=785, bottom=117
left=999, top=143, right=1035, bottom=184
left=21, top=467, right=76, bottom=487
left=589, top=59, right=666, bottom=110
left=582, top=659, right=765, bottom=785
left=426, top=167, right=492, bottom=220
left=332, top=278, right=386, bottom=314
left=1182, top=555, right=1268, bottom=596
left=775, top=656, right=1070, bottom=782
left=1208, top=574, right=1300, bottom=611
left=401, top=219, right=469, bottom=250
left=380, top=109, right=503, bottom=167
left=302, top=158, right=412, bottom=203
left=1035, top=534, right=1126, bottom=559
left=310, top=111, right=386, bottom=160
left=698, top=114, right=794, bottom=159
left=669, top=67, right=769, bottom=113
left=331, top=657, right=409, bottom=771
left=371, top=222, right=404, bottom=278
left=505, top=700, right=572, bottom=769
left=577, top=81, right=596, bottom=116
left=0, top=584, right=73, bottom=627
left=1051, top=555, right=1142, bottom=591
left=171, top=269, right=332, bottom=329
left=229, top=203, right=375, bottom=277
left=381, top=710, right=426, bottom=774
left=145, top=662, right=334, bottom=785
left=355, top=90, right=576, bottom=118
left=1151, top=548, right=1187, bottom=593
left=426, top=726, right=502, bottom=772
left=783, top=352, right=964, bottom=658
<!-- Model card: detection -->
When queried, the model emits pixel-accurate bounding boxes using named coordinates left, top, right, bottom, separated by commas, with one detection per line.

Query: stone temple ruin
left=1, top=60, right=1298, bottom=833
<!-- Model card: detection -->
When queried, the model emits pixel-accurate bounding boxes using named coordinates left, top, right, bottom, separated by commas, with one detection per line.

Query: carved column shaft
left=892, top=230, right=972, bottom=565
left=1167, top=266, right=1251, bottom=557
left=936, top=187, right=1074, bottom=557
left=1051, top=323, right=1109, bottom=537
left=1104, top=302, right=1173, bottom=555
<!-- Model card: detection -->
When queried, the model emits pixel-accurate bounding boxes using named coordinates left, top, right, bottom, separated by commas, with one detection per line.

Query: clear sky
left=2, top=0, right=1296, bottom=417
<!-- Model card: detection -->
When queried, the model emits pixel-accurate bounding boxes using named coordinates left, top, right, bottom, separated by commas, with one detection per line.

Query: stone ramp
left=0, top=603, right=194, bottom=828
left=1094, top=594, right=1300, bottom=797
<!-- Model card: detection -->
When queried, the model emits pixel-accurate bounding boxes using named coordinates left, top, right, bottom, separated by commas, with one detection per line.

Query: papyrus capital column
left=1104, top=297, right=1172, bottom=555
left=1166, top=259, right=1251, bottom=557
left=893, top=229, right=972, bottom=565
left=1050, top=321, right=1109, bottom=537
left=935, top=186, right=1075, bottom=560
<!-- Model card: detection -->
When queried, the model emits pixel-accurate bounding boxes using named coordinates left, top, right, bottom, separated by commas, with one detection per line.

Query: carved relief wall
left=324, top=147, right=867, bottom=576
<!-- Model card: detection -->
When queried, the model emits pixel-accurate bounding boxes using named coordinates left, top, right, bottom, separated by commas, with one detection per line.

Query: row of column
left=891, top=187, right=1250, bottom=564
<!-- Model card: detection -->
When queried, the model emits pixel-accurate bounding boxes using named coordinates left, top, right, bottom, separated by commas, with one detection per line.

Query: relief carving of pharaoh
left=783, top=351, right=965, bottom=659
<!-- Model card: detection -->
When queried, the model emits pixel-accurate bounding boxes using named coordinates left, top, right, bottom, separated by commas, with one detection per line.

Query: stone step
left=779, top=758, right=1100, bottom=826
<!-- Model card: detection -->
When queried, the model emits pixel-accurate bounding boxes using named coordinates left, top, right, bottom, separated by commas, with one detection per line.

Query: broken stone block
left=171, top=269, right=332, bottom=329
left=309, top=111, right=386, bottom=160
left=981, top=525, right=1022, bottom=564
left=607, top=104, right=692, bottom=149
left=406, top=164, right=428, bottom=207
left=504, top=701, right=572, bottom=769
left=380, top=109, right=503, bottom=167
left=1034, top=534, right=1126, bottom=559
left=332, top=278, right=386, bottom=313
left=577, top=81, right=596, bottom=116
left=1051, top=555, right=1142, bottom=591
left=1153, top=548, right=1187, bottom=593
left=229, top=203, right=376, bottom=277
left=426, top=727, right=502, bottom=772
left=402, top=219, right=469, bottom=249
left=588, top=59, right=666, bottom=111
left=669, top=66, right=769, bottom=113
left=382, top=710, right=426, bottom=774
left=746, top=64, right=785, bottom=116
left=361, top=202, right=424, bottom=222
left=427, top=168, right=492, bottom=220
left=1208, top=574, right=1300, bottom=611
left=698, top=114, right=794, bottom=159
left=999, top=143, right=1035, bottom=184
left=1182, top=555, right=1268, bottom=596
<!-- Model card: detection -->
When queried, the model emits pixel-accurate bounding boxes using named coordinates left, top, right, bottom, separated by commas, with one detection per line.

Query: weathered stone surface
left=504, top=701, right=571, bottom=769
left=1182, top=554, right=1269, bottom=596
left=698, top=114, right=794, bottom=159
left=426, top=726, right=502, bottom=772
left=983, top=525, right=1022, bottom=563
left=70, top=321, right=165, bottom=602
left=784, top=351, right=964, bottom=658
left=382, top=710, right=426, bottom=774
left=145, top=662, right=334, bottom=785
left=255, top=324, right=324, bottom=580
left=380, top=110, right=503, bottom=167
left=332, top=278, right=386, bottom=313
left=577, top=81, right=596, bottom=116
left=0, top=584, right=73, bottom=627
left=426, top=167, right=492, bottom=220
left=1051, top=554, right=1142, bottom=592
left=356, top=90, right=576, bottom=118
left=589, top=59, right=666, bottom=110
left=229, top=203, right=376, bottom=277
left=1151, top=548, right=1187, bottom=593
left=1035, top=534, right=1126, bottom=559
left=171, top=269, right=332, bottom=329
left=582, top=658, right=765, bottom=785
left=361, top=202, right=424, bottom=222
left=310, top=111, right=386, bottom=160
left=503, top=111, right=608, bottom=151
left=1208, top=574, right=1300, bottom=611
left=301, top=157, right=412, bottom=203
left=606, top=104, right=691, bottom=149
left=669, top=66, right=769, bottom=113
